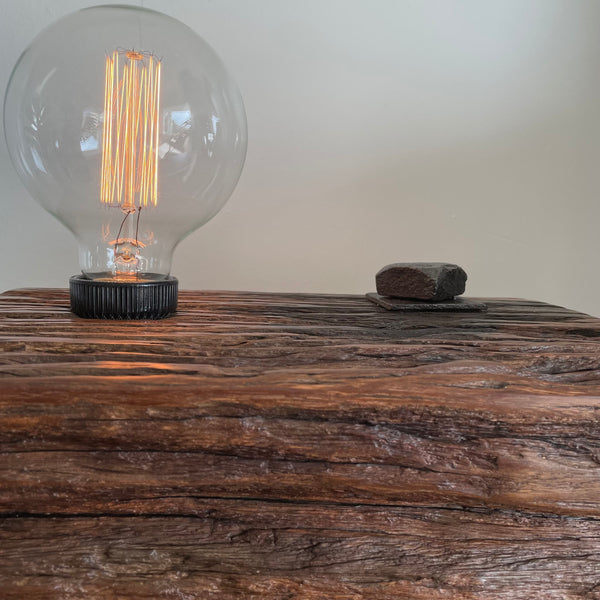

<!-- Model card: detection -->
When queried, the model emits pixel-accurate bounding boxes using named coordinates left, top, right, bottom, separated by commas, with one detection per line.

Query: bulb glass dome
left=4, top=5, right=247, bottom=282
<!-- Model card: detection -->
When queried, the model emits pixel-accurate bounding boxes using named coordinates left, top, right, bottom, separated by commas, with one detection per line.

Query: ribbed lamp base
left=69, top=275, right=178, bottom=319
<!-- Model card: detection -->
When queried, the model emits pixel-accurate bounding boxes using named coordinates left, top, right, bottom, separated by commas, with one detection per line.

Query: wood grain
left=1, top=288, right=600, bottom=598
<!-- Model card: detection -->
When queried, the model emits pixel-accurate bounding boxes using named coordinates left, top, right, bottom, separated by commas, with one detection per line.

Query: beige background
left=1, top=0, right=599, bottom=316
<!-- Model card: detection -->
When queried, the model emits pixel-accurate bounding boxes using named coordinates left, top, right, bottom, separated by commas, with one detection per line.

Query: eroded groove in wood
left=2, top=439, right=600, bottom=515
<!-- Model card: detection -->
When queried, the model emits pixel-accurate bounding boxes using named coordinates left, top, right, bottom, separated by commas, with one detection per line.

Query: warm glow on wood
left=101, top=50, right=161, bottom=208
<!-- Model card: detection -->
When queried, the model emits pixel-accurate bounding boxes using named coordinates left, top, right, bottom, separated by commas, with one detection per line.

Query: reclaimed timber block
left=1, top=288, right=600, bottom=599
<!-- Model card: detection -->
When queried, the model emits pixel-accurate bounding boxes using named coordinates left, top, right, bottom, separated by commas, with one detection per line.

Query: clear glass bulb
left=4, top=5, right=247, bottom=284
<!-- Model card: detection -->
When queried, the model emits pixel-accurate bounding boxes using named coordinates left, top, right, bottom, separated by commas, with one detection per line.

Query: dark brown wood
left=1, top=288, right=600, bottom=599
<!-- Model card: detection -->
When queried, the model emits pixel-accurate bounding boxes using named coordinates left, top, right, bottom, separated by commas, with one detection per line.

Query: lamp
left=4, top=5, right=247, bottom=318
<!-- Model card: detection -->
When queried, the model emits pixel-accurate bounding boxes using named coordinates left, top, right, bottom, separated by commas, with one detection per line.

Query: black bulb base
left=69, top=275, right=178, bottom=319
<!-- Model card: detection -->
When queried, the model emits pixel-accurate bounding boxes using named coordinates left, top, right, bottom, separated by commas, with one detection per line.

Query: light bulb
left=4, top=5, right=247, bottom=318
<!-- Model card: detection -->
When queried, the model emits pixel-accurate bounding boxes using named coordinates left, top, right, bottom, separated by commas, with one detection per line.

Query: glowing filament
left=101, top=50, right=161, bottom=208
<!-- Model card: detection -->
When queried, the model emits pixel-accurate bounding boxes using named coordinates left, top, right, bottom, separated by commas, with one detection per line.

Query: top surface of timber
left=3, top=289, right=600, bottom=599
left=2, top=288, right=599, bottom=402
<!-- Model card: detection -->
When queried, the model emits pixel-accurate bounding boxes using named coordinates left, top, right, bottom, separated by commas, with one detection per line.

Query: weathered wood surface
left=1, top=288, right=600, bottom=599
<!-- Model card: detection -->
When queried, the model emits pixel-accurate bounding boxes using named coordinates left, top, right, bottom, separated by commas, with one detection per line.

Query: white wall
left=1, top=0, right=600, bottom=316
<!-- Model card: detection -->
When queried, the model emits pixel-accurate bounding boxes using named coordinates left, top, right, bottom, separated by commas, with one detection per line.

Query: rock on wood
left=376, top=262, right=467, bottom=301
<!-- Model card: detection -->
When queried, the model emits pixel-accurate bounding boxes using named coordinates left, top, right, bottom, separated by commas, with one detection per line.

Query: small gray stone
left=375, top=263, right=467, bottom=301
